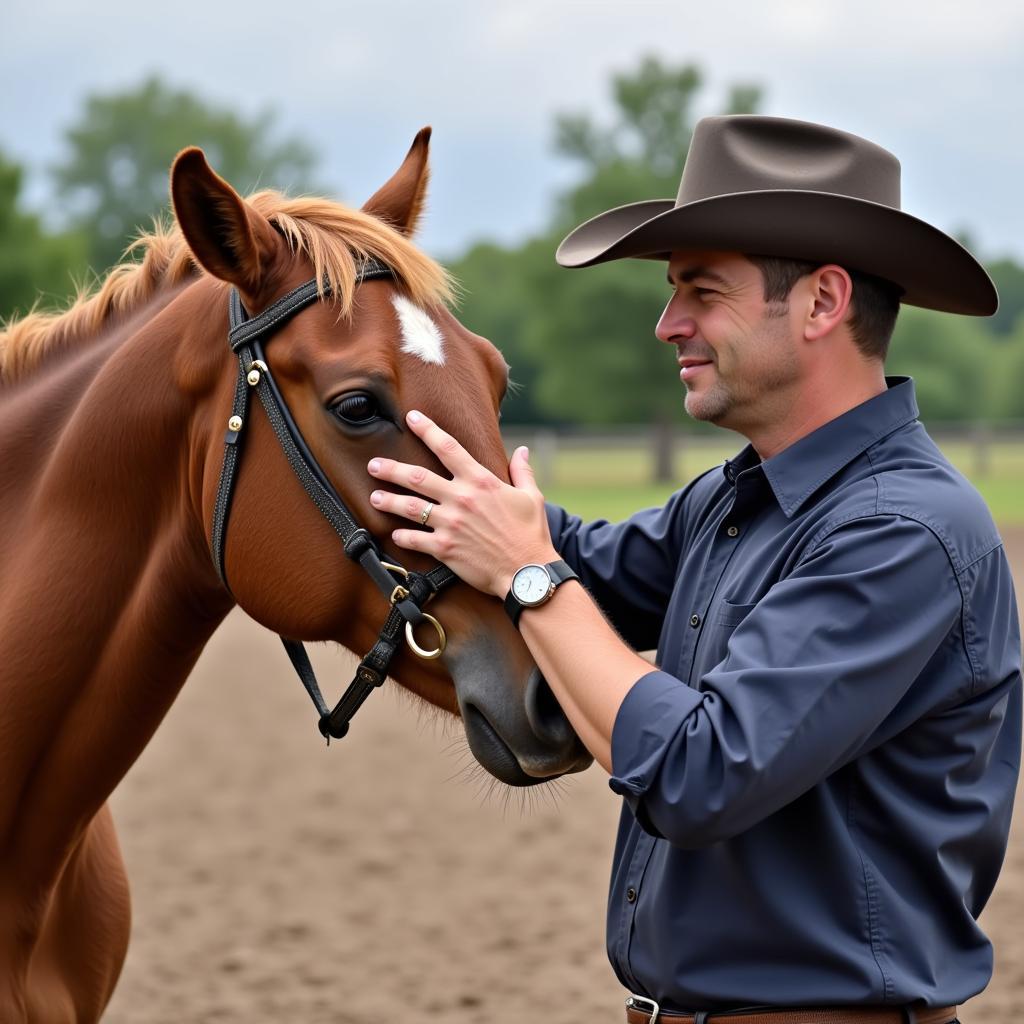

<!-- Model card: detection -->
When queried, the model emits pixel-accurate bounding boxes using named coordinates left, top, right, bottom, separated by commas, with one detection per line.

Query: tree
left=985, top=258, right=1024, bottom=337
left=553, top=60, right=760, bottom=231
left=885, top=306, right=994, bottom=423
left=531, top=59, right=763, bottom=479
left=0, top=150, right=86, bottom=323
left=451, top=238, right=556, bottom=426
left=52, top=76, right=319, bottom=274
left=449, top=57, right=1021, bottom=455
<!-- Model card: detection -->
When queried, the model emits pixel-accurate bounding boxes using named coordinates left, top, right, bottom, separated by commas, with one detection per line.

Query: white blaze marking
left=391, top=294, right=445, bottom=366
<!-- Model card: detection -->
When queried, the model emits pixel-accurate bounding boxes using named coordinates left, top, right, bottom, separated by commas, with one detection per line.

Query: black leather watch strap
left=504, top=559, right=580, bottom=627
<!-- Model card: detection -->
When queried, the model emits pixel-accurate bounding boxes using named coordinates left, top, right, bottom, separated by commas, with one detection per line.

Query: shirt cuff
left=609, top=670, right=704, bottom=798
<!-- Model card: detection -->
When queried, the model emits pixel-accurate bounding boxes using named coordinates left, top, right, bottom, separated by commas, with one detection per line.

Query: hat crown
left=677, top=116, right=902, bottom=209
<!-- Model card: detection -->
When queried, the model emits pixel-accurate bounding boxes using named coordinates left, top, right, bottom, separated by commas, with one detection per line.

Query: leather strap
left=625, top=1003, right=957, bottom=1024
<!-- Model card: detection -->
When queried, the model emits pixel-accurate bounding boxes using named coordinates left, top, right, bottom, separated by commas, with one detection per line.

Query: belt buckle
left=626, top=995, right=661, bottom=1023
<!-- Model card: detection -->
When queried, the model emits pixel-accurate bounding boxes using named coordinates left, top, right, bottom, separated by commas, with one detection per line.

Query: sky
left=3, top=0, right=1023, bottom=264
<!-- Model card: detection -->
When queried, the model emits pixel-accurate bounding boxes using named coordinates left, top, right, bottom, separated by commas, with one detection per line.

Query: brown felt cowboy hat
left=556, top=115, right=998, bottom=316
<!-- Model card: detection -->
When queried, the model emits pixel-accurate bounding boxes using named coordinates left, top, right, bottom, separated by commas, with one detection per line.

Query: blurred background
left=3, top=3, right=1023, bottom=1021
left=4, top=0, right=1024, bottom=523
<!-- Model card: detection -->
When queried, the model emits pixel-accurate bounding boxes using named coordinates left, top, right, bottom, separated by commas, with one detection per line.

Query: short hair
left=745, top=254, right=903, bottom=361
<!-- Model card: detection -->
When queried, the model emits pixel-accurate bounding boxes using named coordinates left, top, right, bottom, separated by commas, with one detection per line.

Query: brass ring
left=419, top=501, right=434, bottom=526
left=405, top=614, right=446, bottom=660
left=380, top=561, right=409, bottom=580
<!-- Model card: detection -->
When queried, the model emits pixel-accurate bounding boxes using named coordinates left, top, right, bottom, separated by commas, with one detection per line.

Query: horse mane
left=0, top=191, right=454, bottom=384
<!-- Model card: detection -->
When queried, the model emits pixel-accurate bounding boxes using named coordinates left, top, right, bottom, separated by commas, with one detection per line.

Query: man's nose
left=655, top=299, right=697, bottom=344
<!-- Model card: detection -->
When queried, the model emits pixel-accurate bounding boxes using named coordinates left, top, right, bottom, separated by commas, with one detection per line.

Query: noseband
left=211, top=259, right=457, bottom=741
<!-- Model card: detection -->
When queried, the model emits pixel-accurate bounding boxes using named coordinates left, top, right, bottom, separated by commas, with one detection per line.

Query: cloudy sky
left=4, top=0, right=1022, bottom=263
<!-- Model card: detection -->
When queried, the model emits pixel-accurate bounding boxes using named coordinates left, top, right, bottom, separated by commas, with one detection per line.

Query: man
left=367, top=116, right=1022, bottom=1023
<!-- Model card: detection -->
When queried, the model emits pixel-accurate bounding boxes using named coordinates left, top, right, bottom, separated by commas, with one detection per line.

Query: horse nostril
left=524, top=668, right=575, bottom=749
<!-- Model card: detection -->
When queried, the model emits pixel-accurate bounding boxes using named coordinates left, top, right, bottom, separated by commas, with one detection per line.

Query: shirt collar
left=722, top=376, right=919, bottom=518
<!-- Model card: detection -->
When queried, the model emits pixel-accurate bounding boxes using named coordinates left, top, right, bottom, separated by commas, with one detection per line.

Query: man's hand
left=367, top=410, right=559, bottom=597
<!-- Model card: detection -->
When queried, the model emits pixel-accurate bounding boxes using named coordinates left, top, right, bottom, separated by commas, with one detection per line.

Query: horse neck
left=0, top=281, right=234, bottom=884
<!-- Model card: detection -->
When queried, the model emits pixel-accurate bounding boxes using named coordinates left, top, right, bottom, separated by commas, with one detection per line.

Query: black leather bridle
left=211, top=258, right=457, bottom=741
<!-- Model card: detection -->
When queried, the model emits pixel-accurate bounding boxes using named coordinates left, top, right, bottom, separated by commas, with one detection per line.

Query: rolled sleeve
left=609, top=514, right=965, bottom=850
left=610, top=670, right=706, bottom=796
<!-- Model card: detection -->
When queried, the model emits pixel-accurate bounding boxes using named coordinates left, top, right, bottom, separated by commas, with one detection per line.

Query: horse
left=0, top=128, right=591, bottom=1023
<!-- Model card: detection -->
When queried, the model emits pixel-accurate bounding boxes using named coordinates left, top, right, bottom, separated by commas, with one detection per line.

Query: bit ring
left=419, top=501, right=435, bottom=526
left=405, top=614, right=446, bottom=659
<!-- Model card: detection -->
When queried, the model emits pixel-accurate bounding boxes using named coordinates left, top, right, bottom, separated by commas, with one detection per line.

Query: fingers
left=367, top=455, right=449, bottom=500
left=390, top=527, right=436, bottom=555
left=369, top=489, right=437, bottom=527
left=508, top=445, right=540, bottom=494
left=367, top=409, right=498, bottom=498
left=404, top=409, right=481, bottom=477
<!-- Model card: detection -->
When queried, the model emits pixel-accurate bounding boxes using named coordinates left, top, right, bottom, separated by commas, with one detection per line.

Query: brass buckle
left=382, top=562, right=411, bottom=606
left=626, top=995, right=660, bottom=1023
left=405, top=614, right=446, bottom=660
left=381, top=561, right=446, bottom=659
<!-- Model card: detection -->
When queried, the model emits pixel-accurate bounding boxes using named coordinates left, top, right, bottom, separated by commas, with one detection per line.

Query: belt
left=625, top=996, right=957, bottom=1024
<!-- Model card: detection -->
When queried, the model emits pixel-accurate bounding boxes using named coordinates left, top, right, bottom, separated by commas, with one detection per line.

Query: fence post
left=533, top=429, right=558, bottom=489
left=972, top=422, right=992, bottom=480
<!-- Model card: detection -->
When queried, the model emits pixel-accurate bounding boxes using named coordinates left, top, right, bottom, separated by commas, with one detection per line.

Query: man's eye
left=695, top=287, right=717, bottom=297
left=331, top=392, right=381, bottom=425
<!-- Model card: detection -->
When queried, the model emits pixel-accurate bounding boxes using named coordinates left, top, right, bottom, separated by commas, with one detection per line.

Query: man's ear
left=804, top=265, right=854, bottom=341
left=362, top=127, right=432, bottom=237
left=170, top=147, right=280, bottom=294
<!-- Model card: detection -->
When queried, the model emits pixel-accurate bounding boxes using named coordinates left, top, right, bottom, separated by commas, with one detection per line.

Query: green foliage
left=52, top=76, right=319, bottom=274
left=986, top=259, right=1024, bottom=337
left=450, top=54, right=1024, bottom=432
left=451, top=239, right=554, bottom=424
left=453, top=57, right=765, bottom=428
left=886, top=307, right=995, bottom=422
left=553, top=58, right=761, bottom=229
left=535, top=58, right=763, bottom=427
left=521, top=258, right=675, bottom=423
left=988, top=317, right=1024, bottom=419
left=0, top=150, right=86, bottom=323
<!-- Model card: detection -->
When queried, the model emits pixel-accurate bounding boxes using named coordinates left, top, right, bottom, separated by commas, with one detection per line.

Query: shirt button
left=626, top=886, right=637, bottom=903
left=689, top=613, right=701, bottom=628
left=726, top=525, right=739, bottom=538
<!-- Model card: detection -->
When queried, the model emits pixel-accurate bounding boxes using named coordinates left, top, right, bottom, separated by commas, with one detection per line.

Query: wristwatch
left=503, top=559, right=579, bottom=627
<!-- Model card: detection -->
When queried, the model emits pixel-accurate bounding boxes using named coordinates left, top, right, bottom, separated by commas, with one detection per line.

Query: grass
left=535, top=435, right=1024, bottom=526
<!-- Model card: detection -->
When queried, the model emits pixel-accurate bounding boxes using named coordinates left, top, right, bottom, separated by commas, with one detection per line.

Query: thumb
left=509, top=445, right=539, bottom=492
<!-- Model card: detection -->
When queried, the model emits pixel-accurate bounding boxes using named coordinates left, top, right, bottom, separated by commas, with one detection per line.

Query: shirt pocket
left=715, top=599, right=758, bottom=628
left=693, top=599, right=759, bottom=680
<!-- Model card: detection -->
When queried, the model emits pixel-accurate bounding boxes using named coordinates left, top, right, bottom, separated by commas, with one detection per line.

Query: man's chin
left=684, top=389, right=731, bottom=424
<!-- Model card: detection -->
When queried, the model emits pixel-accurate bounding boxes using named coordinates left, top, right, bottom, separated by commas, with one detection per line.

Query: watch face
left=511, top=564, right=552, bottom=606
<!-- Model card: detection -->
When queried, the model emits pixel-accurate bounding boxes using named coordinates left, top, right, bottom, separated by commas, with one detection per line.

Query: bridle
left=211, top=258, right=457, bottom=741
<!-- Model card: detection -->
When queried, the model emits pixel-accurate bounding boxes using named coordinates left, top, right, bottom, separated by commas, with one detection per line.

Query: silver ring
left=419, top=501, right=435, bottom=526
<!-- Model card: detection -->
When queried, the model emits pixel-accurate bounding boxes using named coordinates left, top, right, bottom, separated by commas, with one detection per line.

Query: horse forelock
left=0, top=190, right=455, bottom=385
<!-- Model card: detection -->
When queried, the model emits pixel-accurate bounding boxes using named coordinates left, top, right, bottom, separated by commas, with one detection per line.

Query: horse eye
left=332, top=392, right=380, bottom=425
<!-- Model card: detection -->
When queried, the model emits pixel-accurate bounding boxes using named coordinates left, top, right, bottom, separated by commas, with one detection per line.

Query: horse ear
left=170, top=147, right=279, bottom=292
left=362, top=127, right=432, bottom=237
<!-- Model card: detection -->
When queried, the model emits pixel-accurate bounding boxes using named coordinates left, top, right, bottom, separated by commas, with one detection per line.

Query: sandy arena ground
left=103, top=530, right=1024, bottom=1024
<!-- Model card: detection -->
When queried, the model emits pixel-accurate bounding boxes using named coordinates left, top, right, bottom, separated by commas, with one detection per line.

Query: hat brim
left=555, top=191, right=997, bottom=316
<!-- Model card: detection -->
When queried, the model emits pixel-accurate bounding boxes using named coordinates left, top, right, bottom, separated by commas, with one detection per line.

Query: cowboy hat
left=555, top=115, right=997, bottom=316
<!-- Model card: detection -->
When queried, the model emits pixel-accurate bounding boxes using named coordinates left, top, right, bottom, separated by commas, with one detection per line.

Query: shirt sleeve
left=545, top=470, right=715, bottom=650
left=609, top=513, right=964, bottom=848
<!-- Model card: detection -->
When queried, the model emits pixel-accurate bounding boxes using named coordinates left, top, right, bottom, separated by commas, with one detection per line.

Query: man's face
left=656, top=251, right=802, bottom=432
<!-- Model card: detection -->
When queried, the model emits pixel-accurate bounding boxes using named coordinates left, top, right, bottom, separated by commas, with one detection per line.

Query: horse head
left=170, top=130, right=592, bottom=786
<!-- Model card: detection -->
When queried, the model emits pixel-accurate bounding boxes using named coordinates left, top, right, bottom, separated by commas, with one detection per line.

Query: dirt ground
left=103, top=530, right=1024, bottom=1024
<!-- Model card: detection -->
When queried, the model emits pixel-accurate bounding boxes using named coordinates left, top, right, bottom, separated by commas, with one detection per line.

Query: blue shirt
left=546, top=377, right=1021, bottom=1011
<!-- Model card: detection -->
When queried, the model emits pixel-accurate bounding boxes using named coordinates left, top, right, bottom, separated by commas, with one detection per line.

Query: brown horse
left=0, top=129, right=589, bottom=1023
